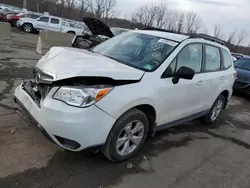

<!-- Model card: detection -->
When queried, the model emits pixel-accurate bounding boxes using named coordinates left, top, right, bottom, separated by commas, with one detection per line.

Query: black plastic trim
left=155, top=110, right=209, bottom=131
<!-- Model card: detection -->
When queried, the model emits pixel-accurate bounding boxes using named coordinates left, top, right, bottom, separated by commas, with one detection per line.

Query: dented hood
left=36, top=47, right=144, bottom=81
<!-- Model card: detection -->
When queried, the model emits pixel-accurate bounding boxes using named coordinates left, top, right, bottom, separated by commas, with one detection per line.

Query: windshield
left=92, top=32, right=178, bottom=71
left=234, top=58, right=250, bottom=71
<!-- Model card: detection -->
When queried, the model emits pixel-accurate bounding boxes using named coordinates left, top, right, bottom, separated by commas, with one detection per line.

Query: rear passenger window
left=221, top=49, right=232, bottom=69
left=51, top=18, right=59, bottom=24
left=176, top=44, right=202, bottom=73
left=38, top=17, right=49, bottom=22
left=205, top=45, right=221, bottom=72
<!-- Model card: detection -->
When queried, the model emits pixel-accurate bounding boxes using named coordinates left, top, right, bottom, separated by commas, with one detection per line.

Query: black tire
left=11, top=19, right=17, bottom=27
left=22, top=23, right=33, bottom=33
left=103, top=109, right=149, bottom=162
left=200, top=95, right=226, bottom=125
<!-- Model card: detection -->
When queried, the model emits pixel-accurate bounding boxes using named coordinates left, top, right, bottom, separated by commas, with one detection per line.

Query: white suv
left=14, top=30, right=236, bottom=161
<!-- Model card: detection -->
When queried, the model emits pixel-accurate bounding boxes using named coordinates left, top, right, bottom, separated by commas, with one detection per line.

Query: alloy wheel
left=116, top=120, right=145, bottom=156
left=211, top=100, right=223, bottom=121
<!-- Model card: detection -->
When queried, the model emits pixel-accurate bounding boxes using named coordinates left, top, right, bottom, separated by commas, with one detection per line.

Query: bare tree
left=103, top=0, right=117, bottom=23
left=213, top=24, right=223, bottom=38
left=86, top=0, right=106, bottom=18
left=132, top=2, right=157, bottom=27
left=164, top=10, right=178, bottom=31
left=227, top=29, right=237, bottom=44
left=66, top=0, right=75, bottom=18
left=236, top=30, right=248, bottom=46
left=79, top=0, right=88, bottom=19
left=176, top=12, right=185, bottom=33
left=163, top=11, right=185, bottom=33
left=155, top=1, right=168, bottom=28
left=185, top=12, right=203, bottom=34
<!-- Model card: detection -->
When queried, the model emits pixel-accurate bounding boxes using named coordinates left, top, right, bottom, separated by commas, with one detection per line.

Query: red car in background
left=7, top=12, right=25, bottom=27
left=7, top=12, right=20, bottom=26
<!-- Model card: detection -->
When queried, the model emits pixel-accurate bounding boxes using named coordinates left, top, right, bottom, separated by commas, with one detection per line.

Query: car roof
left=133, top=30, right=189, bottom=42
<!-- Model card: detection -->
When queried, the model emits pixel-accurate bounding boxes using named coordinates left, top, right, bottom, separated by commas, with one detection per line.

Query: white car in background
left=18, top=15, right=86, bottom=35
left=14, top=30, right=235, bottom=162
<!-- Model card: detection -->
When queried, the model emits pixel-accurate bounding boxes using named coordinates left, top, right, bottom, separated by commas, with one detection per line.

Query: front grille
left=22, top=81, right=52, bottom=107
left=38, top=84, right=51, bottom=100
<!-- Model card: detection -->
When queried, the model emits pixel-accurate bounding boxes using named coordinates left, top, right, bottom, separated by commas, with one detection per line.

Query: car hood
left=83, top=17, right=114, bottom=38
left=36, top=47, right=144, bottom=81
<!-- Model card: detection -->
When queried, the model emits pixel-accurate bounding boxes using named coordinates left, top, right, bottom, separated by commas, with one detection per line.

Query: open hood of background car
left=83, top=17, right=114, bottom=38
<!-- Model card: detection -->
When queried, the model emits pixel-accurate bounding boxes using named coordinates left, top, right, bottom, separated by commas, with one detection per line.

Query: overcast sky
left=117, top=0, right=250, bottom=45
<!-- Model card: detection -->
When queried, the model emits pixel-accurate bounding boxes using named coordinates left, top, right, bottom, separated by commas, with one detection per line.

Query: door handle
left=220, top=76, right=225, bottom=80
left=197, top=80, right=204, bottom=86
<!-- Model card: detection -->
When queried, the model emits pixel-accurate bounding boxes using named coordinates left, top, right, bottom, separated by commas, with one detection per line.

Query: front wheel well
left=67, top=31, right=76, bottom=34
left=133, top=104, right=156, bottom=136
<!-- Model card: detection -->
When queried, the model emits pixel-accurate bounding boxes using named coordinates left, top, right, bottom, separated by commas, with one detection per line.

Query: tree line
left=1, top=0, right=249, bottom=54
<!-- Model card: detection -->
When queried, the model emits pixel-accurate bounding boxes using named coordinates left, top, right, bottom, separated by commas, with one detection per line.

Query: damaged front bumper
left=14, top=81, right=116, bottom=151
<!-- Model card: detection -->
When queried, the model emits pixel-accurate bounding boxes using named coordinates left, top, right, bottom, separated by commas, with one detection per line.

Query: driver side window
left=162, top=43, right=202, bottom=78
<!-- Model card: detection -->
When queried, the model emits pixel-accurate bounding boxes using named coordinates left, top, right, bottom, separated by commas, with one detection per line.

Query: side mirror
left=172, top=66, right=195, bottom=84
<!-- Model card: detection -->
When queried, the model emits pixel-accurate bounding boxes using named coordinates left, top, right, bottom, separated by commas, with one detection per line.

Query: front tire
left=22, top=23, right=33, bottom=33
left=103, top=109, right=149, bottom=162
left=200, top=95, right=226, bottom=125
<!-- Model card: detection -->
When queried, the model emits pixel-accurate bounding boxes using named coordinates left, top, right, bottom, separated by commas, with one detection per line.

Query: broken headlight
left=53, top=86, right=113, bottom=107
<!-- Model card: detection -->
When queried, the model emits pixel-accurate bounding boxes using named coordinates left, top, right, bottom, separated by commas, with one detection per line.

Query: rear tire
left=102, top=109, right=149, bottom=162
left=22, top=23, right=33, bottom=33
left=200, top=95, right=226, bottom=125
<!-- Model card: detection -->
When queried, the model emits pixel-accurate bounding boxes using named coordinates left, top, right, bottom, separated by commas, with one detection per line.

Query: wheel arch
left=109, top=101, right=157, bottom=138
left=22, top=22, right=33, bottom=29
left=219, top=90, right=230, bottom=108
left=67, top=30, right=76, bottom=34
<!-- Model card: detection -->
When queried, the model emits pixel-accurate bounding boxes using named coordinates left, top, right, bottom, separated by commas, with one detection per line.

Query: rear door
left=48, top=18, right=61, bottom=32
left=199, top=44, right=226, bottom=109
left=36, top=16, right=49, bottom=30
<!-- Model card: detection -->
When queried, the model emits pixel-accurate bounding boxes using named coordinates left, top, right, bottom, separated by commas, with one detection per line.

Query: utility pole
left=23, top=0, right=27, bottom=9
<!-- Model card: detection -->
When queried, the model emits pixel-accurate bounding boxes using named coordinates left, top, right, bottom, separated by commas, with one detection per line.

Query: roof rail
left=189, top=33, right=224, bottom=45
left=142, top=27, right=187, bottom=35
left=142, top=27, right=224, bottom=45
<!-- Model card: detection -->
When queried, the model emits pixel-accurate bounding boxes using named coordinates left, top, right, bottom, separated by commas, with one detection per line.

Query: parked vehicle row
left=17, top=14, right=87, bottom=35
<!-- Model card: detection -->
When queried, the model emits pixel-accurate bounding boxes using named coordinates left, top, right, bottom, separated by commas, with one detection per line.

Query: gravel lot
left=0, top=29, right=250, bottom=188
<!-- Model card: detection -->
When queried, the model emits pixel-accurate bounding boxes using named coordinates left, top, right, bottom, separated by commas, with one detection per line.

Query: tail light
left=233, top=72, right=237, bottom=80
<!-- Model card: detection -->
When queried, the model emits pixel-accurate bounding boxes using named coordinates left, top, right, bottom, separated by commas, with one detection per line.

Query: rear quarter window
left=221, top=49, right=232, bottom=69
left=204, top=45, right=221, bottom=72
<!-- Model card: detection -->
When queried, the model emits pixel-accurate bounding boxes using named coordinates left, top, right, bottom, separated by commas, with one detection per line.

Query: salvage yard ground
left=0, top=29, right=250, bottom=188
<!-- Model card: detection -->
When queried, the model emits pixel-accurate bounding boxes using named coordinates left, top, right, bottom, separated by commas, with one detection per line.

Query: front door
left=157, top=43, right=206, bottom=125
